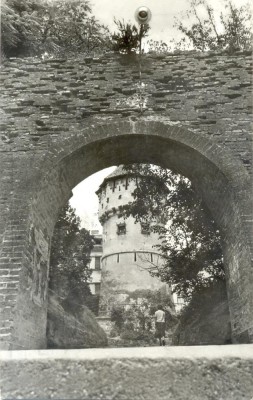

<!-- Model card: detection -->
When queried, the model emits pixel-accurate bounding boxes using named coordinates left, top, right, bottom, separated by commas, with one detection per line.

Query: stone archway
left=1, top=119, right=252, bottom=349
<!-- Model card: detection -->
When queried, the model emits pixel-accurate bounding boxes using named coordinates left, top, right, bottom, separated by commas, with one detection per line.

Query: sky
left=70, top=0, right=249, bottom=231
left=91, top=0, right=249, bottom=43
left=70, top=166, right=116, bottom=231
left=92, top=0, right=189, bottom=43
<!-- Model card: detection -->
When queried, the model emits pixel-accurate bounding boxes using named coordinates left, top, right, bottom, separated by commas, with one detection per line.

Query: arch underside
left=7, top=121, right=253, bottom=349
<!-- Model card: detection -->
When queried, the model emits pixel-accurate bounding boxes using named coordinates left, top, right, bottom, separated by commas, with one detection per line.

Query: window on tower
left=112, top=180, right=116, bottom=192
left=141, top=222, right=150, bottom=235
left=117, top=222, right=126, bottom=235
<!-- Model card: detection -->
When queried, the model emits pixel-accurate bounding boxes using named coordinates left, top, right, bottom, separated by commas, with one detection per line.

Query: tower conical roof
left=96, top=165, right=130, bottom=193
left=104, top=165, right=127, bottom=180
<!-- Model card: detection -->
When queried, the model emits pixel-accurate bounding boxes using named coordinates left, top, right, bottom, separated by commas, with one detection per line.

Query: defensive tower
left=96, top=165, right=170, bottom=315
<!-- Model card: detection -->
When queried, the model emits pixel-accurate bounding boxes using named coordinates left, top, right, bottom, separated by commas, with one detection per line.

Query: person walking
left=154, top=304, right=166, bottom=346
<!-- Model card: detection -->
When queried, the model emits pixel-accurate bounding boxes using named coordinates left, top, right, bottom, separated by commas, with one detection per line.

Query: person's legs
left=161, top=323, right=166, bottom=346
left=156, top=322, right=165, bottom=346
left=155, top=322, right=161, bottom=345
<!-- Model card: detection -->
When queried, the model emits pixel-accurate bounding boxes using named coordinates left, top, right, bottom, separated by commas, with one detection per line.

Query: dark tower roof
left=104, top=165, right=127, bottom=180
left=96, top=165, right=130, bottom=194
left=96, top=164, right=160, bottom=195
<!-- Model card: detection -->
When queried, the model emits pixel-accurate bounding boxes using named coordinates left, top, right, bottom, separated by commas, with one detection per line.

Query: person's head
left=157, top=304, right=163, bottom=311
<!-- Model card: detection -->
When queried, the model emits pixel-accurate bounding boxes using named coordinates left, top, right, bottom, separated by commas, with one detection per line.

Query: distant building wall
left=88, top=233, right=102, bottom=296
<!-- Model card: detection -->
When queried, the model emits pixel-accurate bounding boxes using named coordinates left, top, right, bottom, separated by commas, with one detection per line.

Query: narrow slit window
left=112, top=180, right=116, bottom=192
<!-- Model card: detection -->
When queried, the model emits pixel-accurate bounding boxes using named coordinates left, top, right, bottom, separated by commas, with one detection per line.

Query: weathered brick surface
left=0, top=51, right=252, bottom=349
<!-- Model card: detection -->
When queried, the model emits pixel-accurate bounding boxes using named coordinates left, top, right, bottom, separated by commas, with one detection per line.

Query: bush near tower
left=110, top=288, right=178, bottom=347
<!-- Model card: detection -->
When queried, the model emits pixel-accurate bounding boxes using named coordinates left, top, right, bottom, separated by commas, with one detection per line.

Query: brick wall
left=0, top=51, right=252, bottom=349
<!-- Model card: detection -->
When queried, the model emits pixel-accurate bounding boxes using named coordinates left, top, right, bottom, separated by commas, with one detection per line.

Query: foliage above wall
left=111, top=19, right=149, bottom=54
left=172, top=0, right=252, bottom=53
left=1, top=0, right=251, bottom=58
left=1, top=0, right=110, bottom=57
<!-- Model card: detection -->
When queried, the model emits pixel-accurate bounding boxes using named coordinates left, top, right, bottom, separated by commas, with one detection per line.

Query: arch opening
left=9, top=122, right=253, bottom=349
left=48, top=162, right=230, bottom=348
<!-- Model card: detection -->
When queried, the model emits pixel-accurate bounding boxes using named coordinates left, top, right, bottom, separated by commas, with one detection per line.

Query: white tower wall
left=96, top=167, right=170, bottom=315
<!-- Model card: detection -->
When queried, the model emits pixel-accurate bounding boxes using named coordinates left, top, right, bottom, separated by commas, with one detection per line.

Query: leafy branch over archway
left=118, top=164, right=225, bottom=301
